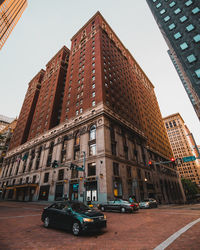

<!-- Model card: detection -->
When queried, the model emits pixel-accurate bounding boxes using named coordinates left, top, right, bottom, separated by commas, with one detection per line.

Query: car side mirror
left=65, top=208, right=72, bottom=214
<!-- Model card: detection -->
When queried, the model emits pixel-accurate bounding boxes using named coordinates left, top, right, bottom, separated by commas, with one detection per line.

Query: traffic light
left=170, top=157, right=176, bottom=167
left=70, top=163, right=76, bottom=170
left=148, top=161, right=153, bottom=167
left=52, top=160, right=59, bottom=168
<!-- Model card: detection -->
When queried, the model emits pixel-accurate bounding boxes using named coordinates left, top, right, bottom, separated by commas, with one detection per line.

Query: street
left=0, top=201, right=200, bottom=250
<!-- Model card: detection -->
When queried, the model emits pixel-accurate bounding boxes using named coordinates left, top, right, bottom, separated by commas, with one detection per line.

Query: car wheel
left=72, top=221, right=81, bottom=236
left=101, top=206, right=105, bottom=212
left=121, top=207, right=126, bottom=213
left=44, top=216, right=50, bottom=228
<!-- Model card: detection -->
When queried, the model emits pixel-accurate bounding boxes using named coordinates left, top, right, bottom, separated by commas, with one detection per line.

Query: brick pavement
left=0, top=201, right=199, bottom=250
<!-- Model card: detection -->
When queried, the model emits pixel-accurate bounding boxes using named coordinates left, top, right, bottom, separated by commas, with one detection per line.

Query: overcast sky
left=0, top=0, right=199, bottom=144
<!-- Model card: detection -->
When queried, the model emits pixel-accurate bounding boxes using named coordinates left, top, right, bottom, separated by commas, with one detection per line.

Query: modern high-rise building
left=146, top=0, right=200, bottom=120
left=0, top=12, right=185, bottom=204
left=163, top=113, right=200, bottom=187
left=0, top=0, right=27, bottom=50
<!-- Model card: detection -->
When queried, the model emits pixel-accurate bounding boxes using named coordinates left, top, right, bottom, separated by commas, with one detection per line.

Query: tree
left=181, top=178, right=199, bottom=201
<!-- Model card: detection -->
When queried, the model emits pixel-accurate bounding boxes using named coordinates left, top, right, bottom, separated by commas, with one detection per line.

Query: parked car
left=130, top=201, right=139, bottom=211
left=98, top=199, right=138, bottom=213
left=41, top=201, right=106, bottom=236
left=139, top=198, right=158, bottom=209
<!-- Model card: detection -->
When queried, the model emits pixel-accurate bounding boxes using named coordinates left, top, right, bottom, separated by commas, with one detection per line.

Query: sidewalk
left=158, top=203, right=200, bottom=210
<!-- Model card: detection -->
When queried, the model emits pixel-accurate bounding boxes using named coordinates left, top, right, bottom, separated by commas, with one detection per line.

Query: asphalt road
left=0, top=201, right=200, bottom=250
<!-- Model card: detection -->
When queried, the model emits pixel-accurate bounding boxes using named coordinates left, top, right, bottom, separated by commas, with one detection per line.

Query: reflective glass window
left=156, top=3, right=162, bottom=8
left=186, top=24, right=194, bottom=32
left=164, top=16, right=170, bottom=22
left=174, top=8, right=181, bottom=14
left=160, top=9, right=166, bottom=14
left=152, top=0, right=157, bottom=2
left=174, top=32, right=182, bottom=39
left=193, top=34, right=200, bottom=42
left=180, top=16, right=188, bottom=22
left=180, top=42, right=188, bottom=50
left=169, top=23, right=176, bottom=30
left=187, top=54, right=196, bottom=63
left=185, top=0, right=193, bottom=6
left=195, top=69, right=200, bottom=78
left=192, top=7, right=200, bottom=14
left=169, top=1, right=176, bottom=7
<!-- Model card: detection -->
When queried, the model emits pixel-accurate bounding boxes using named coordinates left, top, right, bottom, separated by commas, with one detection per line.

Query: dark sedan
left=41, top=201, right=106, bottom=236
left=98, top=199, right=137, bottom=213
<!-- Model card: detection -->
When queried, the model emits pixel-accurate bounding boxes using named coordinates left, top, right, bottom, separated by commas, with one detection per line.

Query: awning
left=15, top=184, right=38, bottom=188
left=6, top=187, right=14, bottom=190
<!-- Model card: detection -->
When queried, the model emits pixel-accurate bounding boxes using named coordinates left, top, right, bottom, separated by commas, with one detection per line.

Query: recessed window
left=156, top=3, right=162, bottom=8
left=180, top=16, right=188, bottom=22
left=186, top=24, right=194, bottom=32
left=160, top=9, right=166, bottom=14
left=92, top=83, right=95, bottom=89
left=164, top=16, right=170, bottom=22
left=193, top=34, right=200, bottom=43
left=92, top=76, right=95, bottom=81
left=174, top=32, right=182, bottom=39
left=76, top=110, right=79, bottom=116
left=174, top=8, right=181, bottom=14
left=169, top=1, right=176, bottom=7
left=92, top=100, right=96, bottom=107
left=195, top=69, right=200, bottom=78
left=180, top=42, right=188, bottom=50
left=80, top=108, right=83, bottom=114
left=192, top=7, right=200, bottom=14
left=169, top=23, right=176, bottom=30
left=187, top=54, right=196, bottom=63
left=185, top=0, right=193, bottom=6
left=92, top=92, right=95, bottom=97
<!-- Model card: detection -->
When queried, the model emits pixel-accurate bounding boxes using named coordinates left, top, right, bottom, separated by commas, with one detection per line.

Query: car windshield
left=70, top=202, right=90, bottom=212
left=141, top=199, right=150, bottom=202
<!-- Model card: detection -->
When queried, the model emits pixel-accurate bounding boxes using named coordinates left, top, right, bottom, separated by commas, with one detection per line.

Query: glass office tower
left=146, top=0, right=200, bottom=120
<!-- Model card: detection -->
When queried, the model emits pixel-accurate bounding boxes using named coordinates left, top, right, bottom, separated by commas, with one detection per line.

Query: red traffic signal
left=148, top=161, right=153, bottom=167
left=170, top=157, right=175, bottom=162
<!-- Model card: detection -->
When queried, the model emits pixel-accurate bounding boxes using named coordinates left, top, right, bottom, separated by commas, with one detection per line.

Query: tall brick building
left=9, top=46, right=70, bottom=150
left=163, top=113, right=200, bottom=187
left=61, top=12, right=172, bottom=159
left=28, top=46, right=70, bottom=140
left=0, top=12, right=185, bottom=204
left=9, top=70, right=45, bottom=150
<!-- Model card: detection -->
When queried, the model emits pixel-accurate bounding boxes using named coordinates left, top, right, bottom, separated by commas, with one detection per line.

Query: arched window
left=74, top=132, right=80, bottom=145
left=89, top=125, right=96, bottom=141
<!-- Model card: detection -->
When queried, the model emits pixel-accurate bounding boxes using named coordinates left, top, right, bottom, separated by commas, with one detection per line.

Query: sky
left=0, top=0, right=199, bottom=144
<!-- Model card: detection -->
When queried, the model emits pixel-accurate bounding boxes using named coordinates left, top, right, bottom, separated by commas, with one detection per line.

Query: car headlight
left=83, top=218, right=94, bottom=222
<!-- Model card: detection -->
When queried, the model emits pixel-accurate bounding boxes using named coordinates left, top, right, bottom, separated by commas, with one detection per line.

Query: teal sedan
left=41, top=201, right=106, bottom=236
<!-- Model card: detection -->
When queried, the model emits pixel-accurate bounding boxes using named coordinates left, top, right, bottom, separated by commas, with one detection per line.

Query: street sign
left=182, top=156, right=196, bottom=163
left=76, top=167, right=84, bottom=171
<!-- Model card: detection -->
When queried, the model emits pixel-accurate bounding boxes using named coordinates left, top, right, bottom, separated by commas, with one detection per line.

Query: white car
left=139, top=198, right=158, bottom=208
